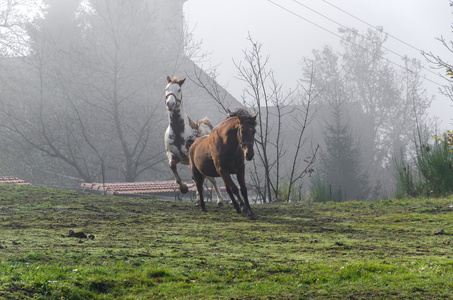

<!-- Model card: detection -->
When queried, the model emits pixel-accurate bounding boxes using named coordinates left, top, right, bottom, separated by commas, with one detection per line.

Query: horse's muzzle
left=245, top=151, right=254, bottom=161
left=166, top=101, right=175, bottom=111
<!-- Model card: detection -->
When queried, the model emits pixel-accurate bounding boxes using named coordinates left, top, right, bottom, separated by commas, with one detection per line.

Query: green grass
left=1, top=184, right=453, bottom=299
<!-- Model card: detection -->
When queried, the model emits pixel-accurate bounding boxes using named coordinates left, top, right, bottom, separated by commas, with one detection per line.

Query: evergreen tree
left=319, top=99, right=370, bottom=201
left=303, top=27, right=432, bottom=198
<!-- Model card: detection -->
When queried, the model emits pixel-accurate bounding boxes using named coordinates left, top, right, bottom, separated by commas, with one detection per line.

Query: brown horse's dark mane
left=228, top=108, right=251, bottom=119
left=217, top=108, right=257, bottom=128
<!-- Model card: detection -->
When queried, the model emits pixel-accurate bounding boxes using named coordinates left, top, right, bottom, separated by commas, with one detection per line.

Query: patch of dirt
left=313, top=217, right=343, bottom=223
left=62, top=230, right=95, bottom=239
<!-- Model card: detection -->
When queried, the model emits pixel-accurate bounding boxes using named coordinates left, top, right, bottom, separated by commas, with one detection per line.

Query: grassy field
left=1, top=184, right=453, bottom=299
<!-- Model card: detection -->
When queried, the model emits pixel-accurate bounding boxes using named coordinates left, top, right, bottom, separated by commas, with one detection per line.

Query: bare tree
left=234, top=36, right=281, bottom=202
left=231, top=36, right=319, bottom=202
left=422, top=1, right=453, bottom=122
left=73, top=0, right=167, bottom=182
left=285, top=65, right=320, bottom=202
left=0, top=0, right=42, bottom=56
left=0, top=0, right=177, bottom=185
left=190, top=66, right=235, bottom=115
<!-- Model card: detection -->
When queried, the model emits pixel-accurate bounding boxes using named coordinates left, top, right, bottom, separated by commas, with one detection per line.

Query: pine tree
left=319, top=99, right=370, bottom=201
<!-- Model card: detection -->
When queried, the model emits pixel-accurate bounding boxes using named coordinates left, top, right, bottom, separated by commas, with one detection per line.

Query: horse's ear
left=178, top=78, right=186, bottom=86
left=252, top=113, right=258, bottom=120
left=167, top=76, right=171, bottom=83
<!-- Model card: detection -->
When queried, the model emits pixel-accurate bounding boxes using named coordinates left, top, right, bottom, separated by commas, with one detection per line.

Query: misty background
left=0, top=0, right=452, bottom=202
left=185, top=0, right=453, bottom=129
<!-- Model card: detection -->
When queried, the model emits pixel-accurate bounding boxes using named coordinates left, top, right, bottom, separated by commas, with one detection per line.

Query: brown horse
left=189, top=109, right=258, bottom=218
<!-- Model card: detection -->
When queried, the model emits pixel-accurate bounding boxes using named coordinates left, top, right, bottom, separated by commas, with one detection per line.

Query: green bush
left=417, top=139, right=453, bottom=197
left=277, top=182, right=304, bottom=202
left=393, top=157, right=424, bottom=199
left=309, top=175, right=344, bottom=202
left=394, top=136, right=453, bottom=198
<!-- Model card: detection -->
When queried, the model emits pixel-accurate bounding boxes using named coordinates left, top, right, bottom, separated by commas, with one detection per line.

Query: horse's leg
left=191, top=168, right=207, bottom=212
left=168, top=154, right=188, bottom=194
left=206, top=176, right=224, bottom=207
left=196, top=180, right=207, bottom=212
left=195, top=190, right=201, bottom=206
left=219, top=171, right=248, bottom=215
left=237, top=168, right=256, bottom=219
left=224, top=184, right=241, bottom=214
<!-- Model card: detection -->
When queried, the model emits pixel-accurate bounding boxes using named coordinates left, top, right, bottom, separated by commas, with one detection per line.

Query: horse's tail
left=194, top=117, right=212, bottom=137
left=197, top=116, right=213, bottom=130
left=187, top=116, right=213, bottom=137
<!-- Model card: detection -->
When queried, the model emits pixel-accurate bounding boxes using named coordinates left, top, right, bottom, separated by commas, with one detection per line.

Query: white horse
left=164, top=76, right=224, bottom=206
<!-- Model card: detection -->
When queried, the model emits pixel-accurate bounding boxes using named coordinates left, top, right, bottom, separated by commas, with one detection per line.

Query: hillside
left=1, top=184, right=453, bottom=299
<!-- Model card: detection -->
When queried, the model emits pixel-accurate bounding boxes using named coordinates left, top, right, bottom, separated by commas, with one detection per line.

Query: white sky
left=184, top=0, right=453, bottom=129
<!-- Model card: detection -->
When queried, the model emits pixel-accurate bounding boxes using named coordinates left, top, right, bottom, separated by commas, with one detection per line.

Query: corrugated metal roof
left=81, top=181, right=198, bottom=195
left=0, top=177, right=30, bottom=185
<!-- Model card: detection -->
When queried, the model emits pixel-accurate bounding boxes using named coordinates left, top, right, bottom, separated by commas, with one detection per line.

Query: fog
left=0, top=0, right=452, bottom=201
left=185, top=0, right=453, bottom=129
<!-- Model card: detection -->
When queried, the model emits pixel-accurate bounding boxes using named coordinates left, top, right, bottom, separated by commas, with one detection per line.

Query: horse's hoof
left=242, top=208, right=256, bottom=219
left=180, top=185, right=189, bottom=194
left=217, top=202, right=224, bottom=207
left=202, top=208, right=208, bottom=213
left=248, top=213, right=258, bottom=220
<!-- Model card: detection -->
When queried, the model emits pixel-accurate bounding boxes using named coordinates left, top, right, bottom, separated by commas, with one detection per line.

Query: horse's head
left=237, top=111, right=258, bottom=161
left=165, top=76, right=186, bottom=111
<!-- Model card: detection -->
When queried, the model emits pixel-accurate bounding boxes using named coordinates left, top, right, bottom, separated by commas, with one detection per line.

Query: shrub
left=277, top=182, right=304, bottom=202
left=309, top=175, right=344, bottom=202
left=394, top=134, right=453, bottom=198
left=416, top=138, right=453, bottom=197
left=393, top=156, right=424, bottom=199
left=433, top=130, right=453, bottom=151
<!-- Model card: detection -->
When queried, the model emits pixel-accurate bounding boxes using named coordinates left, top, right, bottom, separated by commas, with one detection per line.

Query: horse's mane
left=228, top=108, right=250, bottom=118
left=227, top=108, right=257, bottom=125
left=170, top=77, right=179, bottom=83
left=213, top=108, right=256, bottom=130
